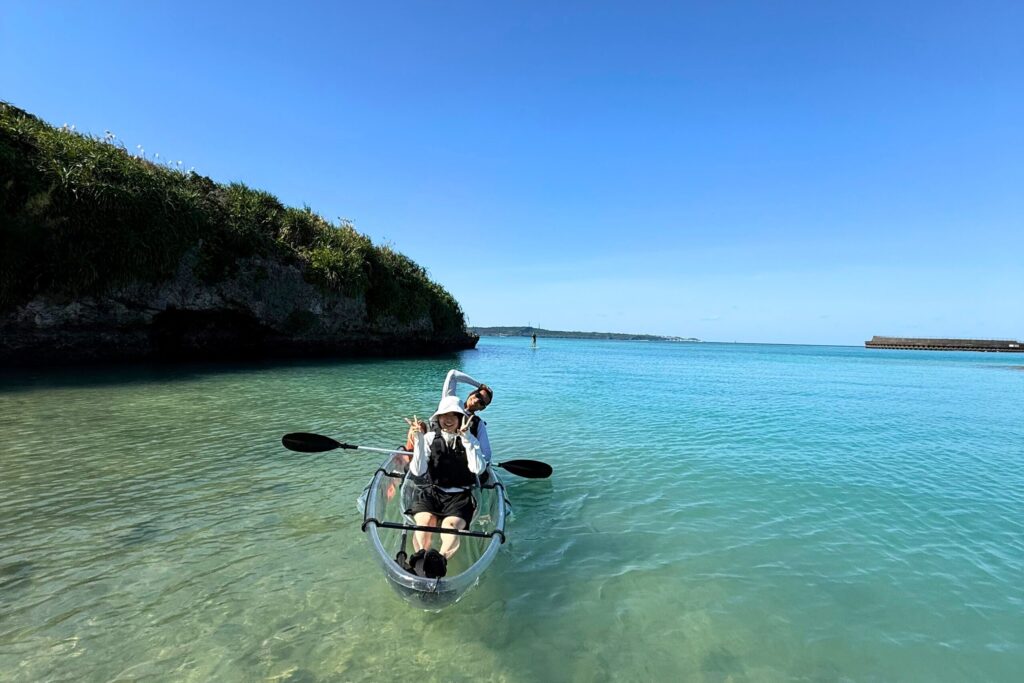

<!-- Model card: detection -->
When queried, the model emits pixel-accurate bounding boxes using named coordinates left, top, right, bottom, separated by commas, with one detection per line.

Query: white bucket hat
left=431, top=395, right=468, bottom=421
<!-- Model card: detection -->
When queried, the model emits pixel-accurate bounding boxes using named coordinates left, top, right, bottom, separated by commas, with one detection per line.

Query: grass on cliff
left=0, top=102, right=467, bottom=335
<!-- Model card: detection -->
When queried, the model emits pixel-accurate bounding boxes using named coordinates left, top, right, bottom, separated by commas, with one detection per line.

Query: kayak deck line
left=361, top=518, right=506, bottom=543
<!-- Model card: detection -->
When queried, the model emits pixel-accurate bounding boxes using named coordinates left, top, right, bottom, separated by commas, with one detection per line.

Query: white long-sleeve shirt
left=410, top=429, right=486, bottom=492
left=441, top=369, right=482, bottom=400
left=440, top=369, right=492, bottom=461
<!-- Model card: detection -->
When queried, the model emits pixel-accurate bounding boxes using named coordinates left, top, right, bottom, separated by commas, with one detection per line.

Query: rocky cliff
left=0, top=103, right=477, bottom=365
left=0, top=251, right=477, bottom=365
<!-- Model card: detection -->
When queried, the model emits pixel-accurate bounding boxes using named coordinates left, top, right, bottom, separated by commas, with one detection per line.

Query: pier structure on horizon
left=865, top=336, right=1024, bottom=352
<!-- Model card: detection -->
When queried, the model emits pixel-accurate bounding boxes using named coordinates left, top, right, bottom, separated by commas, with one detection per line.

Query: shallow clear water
left=2, top=339, right=1022, bottom=681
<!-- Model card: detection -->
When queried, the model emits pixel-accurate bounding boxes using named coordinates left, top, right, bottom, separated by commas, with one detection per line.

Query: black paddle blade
left=282, top=432, right=344, bottom=453
left=497, top=459, right=553, bottom=479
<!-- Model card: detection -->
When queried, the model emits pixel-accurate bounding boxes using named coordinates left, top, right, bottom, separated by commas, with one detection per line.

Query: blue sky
left=3, top=1, right=1021, bottom=344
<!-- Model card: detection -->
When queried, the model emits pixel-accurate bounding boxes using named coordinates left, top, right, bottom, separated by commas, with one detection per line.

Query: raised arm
left=441, top=369, right=483, bottom=400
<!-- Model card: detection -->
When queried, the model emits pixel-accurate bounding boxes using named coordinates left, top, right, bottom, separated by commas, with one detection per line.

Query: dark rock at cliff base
left=0, top=253, right=477, bottom=366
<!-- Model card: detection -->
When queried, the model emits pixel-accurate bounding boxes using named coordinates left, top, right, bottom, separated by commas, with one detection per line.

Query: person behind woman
left=437, top=369, right=494, bottom=461
left=405, top=395, right=486, bottom=577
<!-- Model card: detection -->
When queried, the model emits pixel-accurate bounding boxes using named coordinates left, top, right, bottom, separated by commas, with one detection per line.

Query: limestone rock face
left=0, top=253, right=477, bottom=365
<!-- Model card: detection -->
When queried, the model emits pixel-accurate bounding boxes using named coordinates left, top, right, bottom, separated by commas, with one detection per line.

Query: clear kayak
left=360, top=450, right=510, bottom=610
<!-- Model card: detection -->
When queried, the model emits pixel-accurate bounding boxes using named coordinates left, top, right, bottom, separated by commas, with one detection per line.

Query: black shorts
left=406, top=485, right=475, bottom=523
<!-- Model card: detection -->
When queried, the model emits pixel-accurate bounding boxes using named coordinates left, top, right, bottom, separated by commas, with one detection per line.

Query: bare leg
left=439, top=516, right=467, bottom=558
left=413, top=512, right=437, bottom=552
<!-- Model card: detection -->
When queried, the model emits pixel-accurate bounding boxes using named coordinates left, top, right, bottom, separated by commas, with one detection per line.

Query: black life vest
left=427, top=431, right=476, bottom=489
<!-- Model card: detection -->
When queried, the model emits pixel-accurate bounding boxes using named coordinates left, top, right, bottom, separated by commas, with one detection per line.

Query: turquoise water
left=2, top=338, right=1022, bottom=681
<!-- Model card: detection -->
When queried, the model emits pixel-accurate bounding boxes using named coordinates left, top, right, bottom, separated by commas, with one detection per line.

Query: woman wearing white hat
left=404, top=394, right=487, bottom=577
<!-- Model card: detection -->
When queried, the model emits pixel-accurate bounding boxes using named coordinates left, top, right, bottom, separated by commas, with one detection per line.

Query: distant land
left=470, top=326, right=700, bottom=342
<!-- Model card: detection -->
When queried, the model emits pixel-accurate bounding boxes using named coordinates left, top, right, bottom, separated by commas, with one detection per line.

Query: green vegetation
left=0, top=102, right=467, bottom=334
left=471, top=326, right=701, bottom=341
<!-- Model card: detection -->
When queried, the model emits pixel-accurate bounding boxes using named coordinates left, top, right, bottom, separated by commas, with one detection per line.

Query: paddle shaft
left=342, top=443, right=411, bottom=456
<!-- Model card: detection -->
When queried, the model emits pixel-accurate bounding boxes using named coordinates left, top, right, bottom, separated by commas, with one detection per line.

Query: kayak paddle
left=490, top=459, right=552, bottom=479
left=281, top=432, right=553, bottom=479
left=281, top=432, right=353, bottom=452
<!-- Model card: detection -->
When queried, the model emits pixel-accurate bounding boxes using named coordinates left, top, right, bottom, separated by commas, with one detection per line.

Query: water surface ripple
left=2, top=341, right=1022, bottom=681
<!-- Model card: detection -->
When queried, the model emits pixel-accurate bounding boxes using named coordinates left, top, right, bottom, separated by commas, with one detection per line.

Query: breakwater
left=865, top=336, right=1024, bottom=352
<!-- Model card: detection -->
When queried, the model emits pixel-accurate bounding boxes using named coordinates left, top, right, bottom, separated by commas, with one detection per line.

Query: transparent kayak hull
left=361, top=452, right=508, bottom=610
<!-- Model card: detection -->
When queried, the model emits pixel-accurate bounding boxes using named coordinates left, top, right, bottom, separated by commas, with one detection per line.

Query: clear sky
left=3, top=1, right=1021, bottom=344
